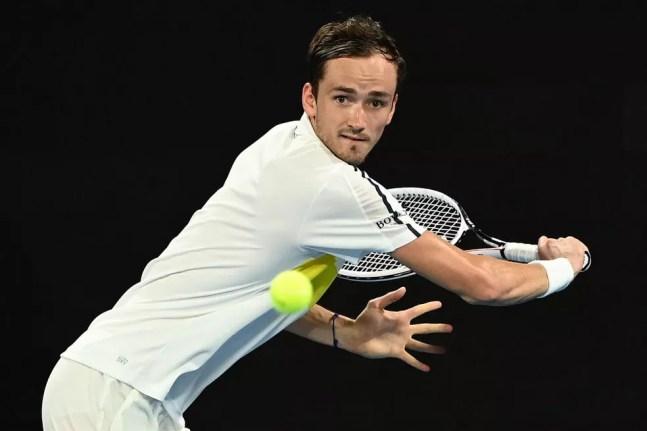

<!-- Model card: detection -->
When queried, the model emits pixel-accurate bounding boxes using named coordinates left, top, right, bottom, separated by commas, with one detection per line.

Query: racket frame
left=338, top=187, right=534, bottom=282
left=338, top=187, right=492, bottom=282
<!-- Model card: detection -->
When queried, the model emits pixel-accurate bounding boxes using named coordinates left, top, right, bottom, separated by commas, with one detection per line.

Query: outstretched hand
left=347, top=287, right=452, bottom=372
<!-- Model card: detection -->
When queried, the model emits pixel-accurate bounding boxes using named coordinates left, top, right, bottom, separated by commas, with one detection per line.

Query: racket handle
left=503, top=242, right=539, bottom=263
left=504, top=243, right=592, bottom=272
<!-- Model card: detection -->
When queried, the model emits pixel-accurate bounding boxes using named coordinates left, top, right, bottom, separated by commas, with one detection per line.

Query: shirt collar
left=295, top=112, right=346, bottom=163
left=296, top=112, right=318, bottom=141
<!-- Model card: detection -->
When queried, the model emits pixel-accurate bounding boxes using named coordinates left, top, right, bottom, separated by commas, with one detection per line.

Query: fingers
left=407, top=339, right=446, bottom=355
left=399, top=351, right=431, bottom=372
left=405, top=300, right=442, bottom=320
left=411, top=323, right=453, bottom=335
left=537, top=235, right=549, bottom=259
left=370, top=286, right=406, bottom=310
left=537, top=234, right=590, bottom=269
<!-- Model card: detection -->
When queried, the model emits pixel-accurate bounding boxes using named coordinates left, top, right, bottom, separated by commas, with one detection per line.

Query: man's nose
left=347, top=104, right=367, bottom=132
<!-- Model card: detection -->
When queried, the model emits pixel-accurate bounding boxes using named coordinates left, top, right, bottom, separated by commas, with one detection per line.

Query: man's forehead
left=320, top=56, right=397, bottom=95
left=330, top=86, right=392, bottom=99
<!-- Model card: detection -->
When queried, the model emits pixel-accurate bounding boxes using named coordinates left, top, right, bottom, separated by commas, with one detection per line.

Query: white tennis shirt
left=62, top=113, right=425, bottom=422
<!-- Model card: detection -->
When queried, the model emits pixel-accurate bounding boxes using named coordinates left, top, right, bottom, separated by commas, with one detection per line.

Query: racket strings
left=404, top=197, right=462, bottom=242
left=341, top=193, right=464, bottom=274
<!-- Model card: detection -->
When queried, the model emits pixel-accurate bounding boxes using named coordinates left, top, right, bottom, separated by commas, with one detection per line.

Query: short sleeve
left=298, top=166, right=425, bottom=264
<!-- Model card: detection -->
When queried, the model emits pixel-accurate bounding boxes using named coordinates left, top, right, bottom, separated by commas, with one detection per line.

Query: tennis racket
left=337, top=187, right=591, bottom=282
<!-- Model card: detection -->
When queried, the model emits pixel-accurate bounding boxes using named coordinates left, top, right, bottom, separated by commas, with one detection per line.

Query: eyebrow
left=331, top=86, right=392, bottom=99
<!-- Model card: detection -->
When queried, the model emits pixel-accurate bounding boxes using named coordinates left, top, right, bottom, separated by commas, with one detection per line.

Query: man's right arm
left=391, top=231, right=588, bottom=306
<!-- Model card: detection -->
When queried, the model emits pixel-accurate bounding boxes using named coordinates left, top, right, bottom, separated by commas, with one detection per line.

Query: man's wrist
left=530, top=257, right=575, bottom=298
left=329, top=313, right=340, bottom=348
left=330, top=314, right=356, bottom=352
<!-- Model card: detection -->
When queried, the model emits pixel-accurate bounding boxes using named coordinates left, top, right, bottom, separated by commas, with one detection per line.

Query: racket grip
left=504, top=243, right=592, bottom=272
left=503, top=242, right=539, bottom=263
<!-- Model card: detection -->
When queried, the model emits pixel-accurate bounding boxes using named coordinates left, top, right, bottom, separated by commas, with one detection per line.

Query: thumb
left=372, top=286, right=406, bottom=310
left=537, top=235, right=549, bottom=259
left=538, top=235, right=549, bottom=251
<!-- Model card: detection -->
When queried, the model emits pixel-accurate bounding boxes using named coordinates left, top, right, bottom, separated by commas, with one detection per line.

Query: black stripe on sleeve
left=362, top=171, right=398, bottom=218
left=360, top=170, right=422, bottom=238
left=405, top=224, right=422, bottom=238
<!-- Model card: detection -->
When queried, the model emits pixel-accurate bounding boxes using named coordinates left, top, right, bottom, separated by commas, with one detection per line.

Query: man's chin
left=324, top=139, right=371, bottom=165
left=345, top=142, right=373, bottom=165
left=342, top=152, right=367, bottom=166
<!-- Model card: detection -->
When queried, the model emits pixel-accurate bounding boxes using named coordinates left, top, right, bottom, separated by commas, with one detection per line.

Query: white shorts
left=42, top=358, right=189, bottom=431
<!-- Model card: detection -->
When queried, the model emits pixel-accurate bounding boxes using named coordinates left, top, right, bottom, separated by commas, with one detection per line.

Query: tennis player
left=42, top=16, right=588, bottom=431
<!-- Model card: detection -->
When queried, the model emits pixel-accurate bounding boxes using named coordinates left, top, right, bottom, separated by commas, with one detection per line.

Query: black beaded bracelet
left=330, top=313, right=339, bottom=348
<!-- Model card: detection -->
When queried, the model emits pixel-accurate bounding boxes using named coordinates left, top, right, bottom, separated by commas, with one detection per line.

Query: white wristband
left=529, top=258, right=575, bottom=298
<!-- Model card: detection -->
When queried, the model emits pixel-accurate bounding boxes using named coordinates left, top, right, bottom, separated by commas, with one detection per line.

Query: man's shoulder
left=257, top=119, right=301, bottom=144
left=336, top=165, right=385, bottom=190
left=311, top=164, right=388, bottom=207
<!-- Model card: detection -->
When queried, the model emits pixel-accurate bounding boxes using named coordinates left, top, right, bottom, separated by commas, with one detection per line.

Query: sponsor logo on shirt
left=376, top=211, right=407, bottom=229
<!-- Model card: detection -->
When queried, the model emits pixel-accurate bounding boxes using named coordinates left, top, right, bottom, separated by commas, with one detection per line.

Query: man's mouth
left=340, top=134, right=369, bottom=142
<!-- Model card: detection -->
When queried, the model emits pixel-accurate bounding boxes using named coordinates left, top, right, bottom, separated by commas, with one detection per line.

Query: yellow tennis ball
left=270, top=270, right=313, bottom=313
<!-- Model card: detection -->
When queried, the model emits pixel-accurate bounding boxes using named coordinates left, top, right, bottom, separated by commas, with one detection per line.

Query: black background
left=7, top=1, right=647, bottom=430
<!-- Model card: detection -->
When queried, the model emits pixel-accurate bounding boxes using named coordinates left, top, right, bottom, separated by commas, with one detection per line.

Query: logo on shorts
left=116, top=356, right=129, bottom=365
left=376, top=211, right=407, bottom=229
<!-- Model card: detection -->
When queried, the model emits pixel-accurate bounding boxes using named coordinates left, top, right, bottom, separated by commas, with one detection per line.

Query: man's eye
left=370, top=100, right=386, bottom=108
left=334, top=96, right=348, bottom=103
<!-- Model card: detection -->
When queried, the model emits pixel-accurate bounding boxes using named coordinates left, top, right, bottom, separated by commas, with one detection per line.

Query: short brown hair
left=307, top=16, right=406, bottom=96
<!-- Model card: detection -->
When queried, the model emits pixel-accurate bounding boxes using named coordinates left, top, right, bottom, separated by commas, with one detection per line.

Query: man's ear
left=302, top=82, right=317, bottom=119
left=385, top=93, right=398, bottom=126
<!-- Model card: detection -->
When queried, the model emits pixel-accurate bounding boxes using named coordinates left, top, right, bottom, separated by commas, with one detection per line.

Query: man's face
left=302, top=54, right=398, bottom=165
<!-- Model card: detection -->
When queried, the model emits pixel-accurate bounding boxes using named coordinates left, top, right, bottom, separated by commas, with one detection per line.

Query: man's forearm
left=285, top=304, right=355, bottom=351
left=392, top=232, right=549, bottom=305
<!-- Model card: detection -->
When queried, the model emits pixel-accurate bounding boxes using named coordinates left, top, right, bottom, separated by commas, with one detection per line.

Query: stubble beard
left=310, top=117, right=369, bottom=166
left=325, top=136, right=367, bottom=166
